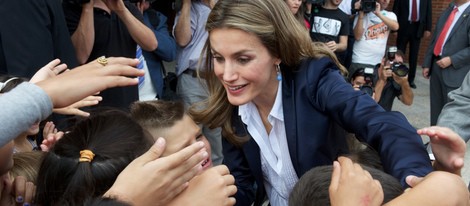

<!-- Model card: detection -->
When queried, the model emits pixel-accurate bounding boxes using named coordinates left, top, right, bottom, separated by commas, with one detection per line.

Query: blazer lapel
left=282, top=68, right=301, bottom=176
left=447, top=6, right=470, bottom=40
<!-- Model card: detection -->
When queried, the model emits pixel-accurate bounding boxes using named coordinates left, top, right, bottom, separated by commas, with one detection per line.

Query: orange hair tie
left=79, top=150, right=95, bottom=162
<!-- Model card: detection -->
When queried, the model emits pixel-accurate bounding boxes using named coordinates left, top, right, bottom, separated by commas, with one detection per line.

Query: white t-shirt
left=352, top=10, right=397, bottom=65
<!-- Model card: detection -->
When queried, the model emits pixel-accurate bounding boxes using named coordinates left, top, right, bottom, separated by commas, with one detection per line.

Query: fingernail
left=23, top=203, right=30, bottom=206
left=202, top=151, right=209, bottom=158
left=156, top=137, right=165, bottom=145
left=16, top=196, right=24, bottom=203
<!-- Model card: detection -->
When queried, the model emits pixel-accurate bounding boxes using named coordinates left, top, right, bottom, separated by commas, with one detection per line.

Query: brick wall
left=387, top=0, right=452, bottom=66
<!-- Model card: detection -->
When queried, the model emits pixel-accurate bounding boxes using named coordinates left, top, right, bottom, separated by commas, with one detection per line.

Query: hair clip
left=79, top=149, right=95, bottom=162
left=0, top=77, right=20, bottom=93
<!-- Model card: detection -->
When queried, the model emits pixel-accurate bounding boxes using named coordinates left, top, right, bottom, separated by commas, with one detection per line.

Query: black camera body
left=391, top=63, right=409, bottom=77
left=360, top=67, right=376, bottom=96
left=361, top=0, right=376, bottom=13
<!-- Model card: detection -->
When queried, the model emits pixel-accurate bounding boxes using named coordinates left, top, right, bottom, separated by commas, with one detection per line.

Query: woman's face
left=210, top=28, right=281, bottom=106
left=26, top=122, right=40, bottom=136
left=285, top=0, right=302, bottom=15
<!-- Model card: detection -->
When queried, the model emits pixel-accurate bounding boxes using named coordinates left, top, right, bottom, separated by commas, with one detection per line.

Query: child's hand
left=418, top=126, right=465, bottom=175
left=329, top=156, right=384, bottom=206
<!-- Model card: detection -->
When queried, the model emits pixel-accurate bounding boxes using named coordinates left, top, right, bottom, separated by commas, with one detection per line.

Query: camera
left=390, top=63, right=409, bottom=77
left=361, top=0, right=376, bottom=13
left=359, top=67, right=375, bottom=96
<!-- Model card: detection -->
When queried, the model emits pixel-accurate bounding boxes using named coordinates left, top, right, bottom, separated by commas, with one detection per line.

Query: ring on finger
left=97, top=56, right=108, bottom=66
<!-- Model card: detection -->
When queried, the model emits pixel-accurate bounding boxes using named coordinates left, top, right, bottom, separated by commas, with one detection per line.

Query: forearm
left=399, top=82, right=413, bottom=105
left=173, top=2, right=192, bottom=47
left=336, top=36, right=348, bottom=52
left=116, top=9, right=157, bottom=51
left=378, top=14, right=399, bottom=31
left=353, top=16, right=364, bottom=40
left=0, top=83, right=53, bottom=147
left=373, top=79, right=386, bottom=103
left=71, top=3, right=95, bottom=64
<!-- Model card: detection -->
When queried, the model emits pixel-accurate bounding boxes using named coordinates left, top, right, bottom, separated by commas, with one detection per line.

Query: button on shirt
left=238, top=82, right=299, bottom=206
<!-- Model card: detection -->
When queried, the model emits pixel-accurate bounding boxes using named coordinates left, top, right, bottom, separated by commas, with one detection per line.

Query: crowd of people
left=0, top=0, right=470, bottom=205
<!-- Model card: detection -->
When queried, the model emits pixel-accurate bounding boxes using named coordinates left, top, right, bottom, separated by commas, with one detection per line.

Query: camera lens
left=392, top=64, right=409, bottom=77
left=359, top=85, right=374, bottom=96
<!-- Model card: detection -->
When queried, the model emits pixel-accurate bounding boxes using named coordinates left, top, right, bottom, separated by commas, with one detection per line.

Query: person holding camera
left=349, top=0, right=399, bottom=74
left=374, top=49, right=413, bottom=111
left=349, top=67, right=376, bottom=99
left=62, top=0, right=157, bottom=110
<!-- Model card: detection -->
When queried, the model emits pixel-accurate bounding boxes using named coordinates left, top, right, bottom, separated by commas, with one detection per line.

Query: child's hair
left=289, top=164, right=403, bottom=206
left=9, top=151, right=46, bottom=184
left=0, top=75, right=28, bottom=93
left=130, top=100, right=186, bottom=131
left=35, top=110, right=153, bottom=205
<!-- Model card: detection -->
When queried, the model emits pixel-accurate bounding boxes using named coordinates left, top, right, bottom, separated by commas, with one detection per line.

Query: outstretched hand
left=168, top=165, right=237, bottom=206
left=104, top=137, right=207, bottom=205
left=53, top=95, right=102, bottom=117
left=35, top=57, right=143, bottom=109
left=329, top=157, right=384, bottom=206
left=418, top=126, right=466, bottom=175
left=30, top=59, right=68, bottom=83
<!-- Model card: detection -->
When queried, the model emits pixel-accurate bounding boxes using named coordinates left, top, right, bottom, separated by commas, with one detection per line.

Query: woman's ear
left=274, top=58, right=282, bottom=66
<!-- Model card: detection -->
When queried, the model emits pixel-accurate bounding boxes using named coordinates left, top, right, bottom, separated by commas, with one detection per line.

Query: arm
left=146, top=11, right=177, bottom=61
left=448, top=30, right=470, bottom=69
left=107, top=1, right=157, bottom=51
left=69, top=1, right=95, bottom=64
left=173, top=0, right=192, bottom=47
left=222, top=137, right=256, bottom=206
left=394, top=74, right=413, bottom=105
left=0, top=83, right=52, bottom=147
left=373, top=62, right=388, bottom=103
left=353, top=12, right=365, bottom=40
left=316, top=65, right=432, bottom=187
left=438, top=72, right=470, bottom=142
left=386, top=172, right=470, bottom=206
left=335, top=36, right=348, bottom=52
left=374, top=4, right=399, bottom=31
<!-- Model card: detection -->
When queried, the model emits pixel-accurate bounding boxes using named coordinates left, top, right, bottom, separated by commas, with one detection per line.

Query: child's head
left=9, top=151, right=46, bottom=184
left=289, top=164, right=404, bottom=206
left=35, top=110, right=153, bottom=205
left=131, top=100, right=212, bottom=170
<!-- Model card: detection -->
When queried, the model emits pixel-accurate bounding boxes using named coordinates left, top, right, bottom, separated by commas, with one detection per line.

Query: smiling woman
left=189, top=0, right=433, bottom=205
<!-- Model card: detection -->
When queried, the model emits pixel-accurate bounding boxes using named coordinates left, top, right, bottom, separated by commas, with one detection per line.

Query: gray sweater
left=0, top=82, right=52, bottom=147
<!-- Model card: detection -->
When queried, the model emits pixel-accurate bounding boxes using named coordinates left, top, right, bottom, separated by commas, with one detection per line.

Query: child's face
left=155, top=115, right=212, bottom=170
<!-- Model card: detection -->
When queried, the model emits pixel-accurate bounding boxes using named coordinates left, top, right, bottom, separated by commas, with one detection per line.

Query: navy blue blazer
left=224, top=57, right=433, bottom=206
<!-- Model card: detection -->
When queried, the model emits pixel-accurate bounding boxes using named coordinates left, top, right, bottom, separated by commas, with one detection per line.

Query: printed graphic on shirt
left=365, top=22, right=389, bottom=40
left=311, top=16, right=342, bottom=36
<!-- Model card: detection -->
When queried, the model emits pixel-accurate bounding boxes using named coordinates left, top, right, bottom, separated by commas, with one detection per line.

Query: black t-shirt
left=62, top=2, right=144, bottom=110
left=377, top=80, right=402, bottom=111
left=0, top=0, right=78, bottom=78
left=309, top=7, right=350, bottom=43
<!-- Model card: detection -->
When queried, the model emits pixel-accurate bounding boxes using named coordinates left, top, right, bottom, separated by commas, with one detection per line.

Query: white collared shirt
left=238, top=81, right=298, bottom=206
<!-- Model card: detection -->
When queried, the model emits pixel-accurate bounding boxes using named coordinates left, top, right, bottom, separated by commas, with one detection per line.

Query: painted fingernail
left=23, top=203, right=30, bottom=206
left=16, top=196, right=24, bottom=203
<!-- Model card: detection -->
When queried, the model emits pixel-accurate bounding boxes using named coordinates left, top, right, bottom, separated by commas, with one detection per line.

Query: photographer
left=374, top=49, right=413, bottom=111
left=62, top=0, right=157, bottom=109
left=349, top=67, right=376, bottom=99
left=349, top=0, right=399, bottom=74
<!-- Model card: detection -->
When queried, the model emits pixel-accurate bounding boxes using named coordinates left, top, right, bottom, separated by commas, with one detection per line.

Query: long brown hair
left=191, top=0, right=346, bottom=146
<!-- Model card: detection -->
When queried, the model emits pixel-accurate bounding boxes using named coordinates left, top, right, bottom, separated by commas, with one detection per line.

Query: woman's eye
left=238, top=58, right=250, bottom=64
